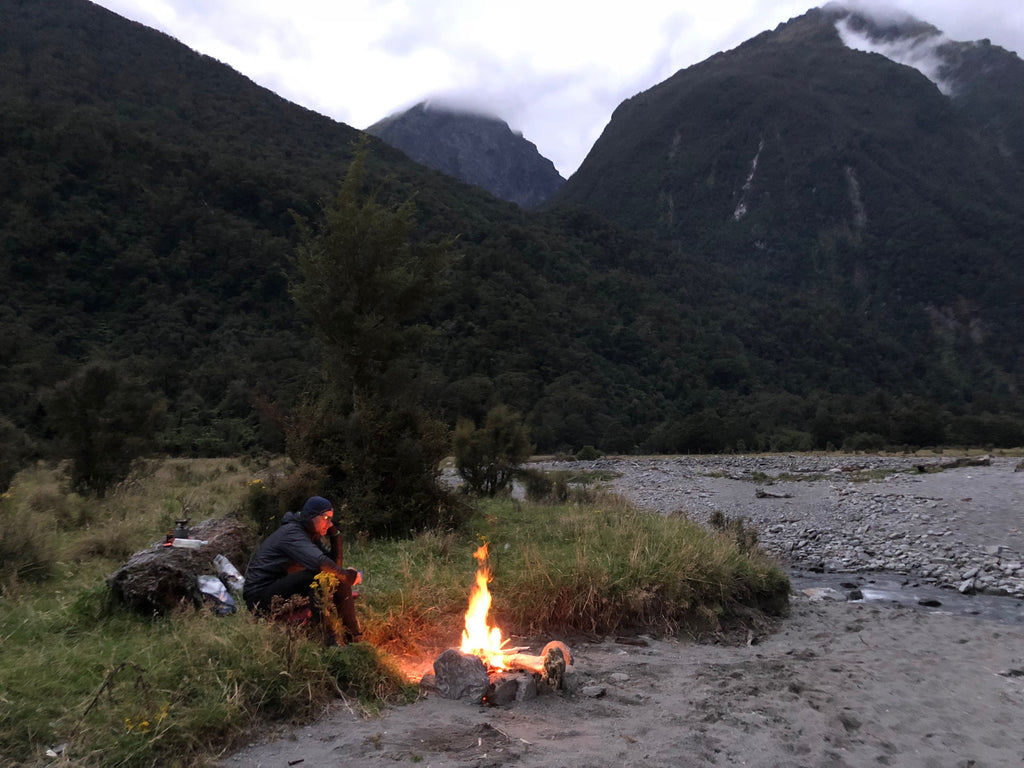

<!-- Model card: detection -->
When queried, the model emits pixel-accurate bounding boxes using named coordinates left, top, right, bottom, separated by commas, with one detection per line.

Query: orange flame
left=459, top=542, right=508, bottom=669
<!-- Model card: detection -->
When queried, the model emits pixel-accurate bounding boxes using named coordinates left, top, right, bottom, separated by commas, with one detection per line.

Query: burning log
left=505, top=640, right=573, bottom=684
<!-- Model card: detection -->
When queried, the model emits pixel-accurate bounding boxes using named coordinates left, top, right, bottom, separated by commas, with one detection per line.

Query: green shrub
left=0, top=416, right=33, bottom=494
left=517, top=468, right=595, bottom=504
left=29, top=489, right=93, bottom=530
left=241, top=463, right=326, bottom=538
left=453, top=404, right=534, bottom=496
left=0, top=496, right=55, bottom=587
left=518, top=467, right=553, bottom=501
left=287, top=390, right=461, bottom=537
left=843, top=431, right=887, bottom=451
left=44, top=362, right=165, bottom=497
left=244, top=477, right=280, bottom=537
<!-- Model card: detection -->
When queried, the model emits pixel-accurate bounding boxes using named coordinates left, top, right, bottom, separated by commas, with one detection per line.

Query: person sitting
left=243, top=495, right=362, bottom=644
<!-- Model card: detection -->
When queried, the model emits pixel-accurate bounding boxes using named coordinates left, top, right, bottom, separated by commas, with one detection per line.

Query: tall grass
left=0, top=459, right=788, bottom=766
left=460, top=495, right=789, bottom=637
left=1, top=587, right=410, bottom=767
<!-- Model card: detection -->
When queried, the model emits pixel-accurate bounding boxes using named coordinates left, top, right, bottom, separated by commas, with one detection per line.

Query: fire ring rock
left=433, top=649, right=490, bottom=702
left=484, top=670, right=538, bottom=706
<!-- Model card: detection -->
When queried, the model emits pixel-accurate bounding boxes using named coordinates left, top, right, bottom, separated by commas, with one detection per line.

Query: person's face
left=313, top=509, right=333, bottom=536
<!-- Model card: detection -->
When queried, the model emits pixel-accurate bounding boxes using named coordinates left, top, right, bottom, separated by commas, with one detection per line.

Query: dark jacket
left=243, top=511, right=338, bottom=600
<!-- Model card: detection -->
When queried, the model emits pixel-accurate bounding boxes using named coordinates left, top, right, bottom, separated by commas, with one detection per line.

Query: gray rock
left=107, top=517, right=256, bottom=615
left=432, top=649, right=490, bottom=702
left=485, top=670, right=536, bottom=706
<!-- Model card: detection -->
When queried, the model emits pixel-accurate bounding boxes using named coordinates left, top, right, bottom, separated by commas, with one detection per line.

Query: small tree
left=45, top=362, right=165, bottom=497
left=288, top=144, right=460, bottom=536
left=290, top=144, right=454, bottom=404
left=454, top=405, right=534, bottom=496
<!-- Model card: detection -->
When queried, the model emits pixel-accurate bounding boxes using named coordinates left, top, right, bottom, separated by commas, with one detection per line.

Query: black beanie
left=299, top=495, right=333, bottom=521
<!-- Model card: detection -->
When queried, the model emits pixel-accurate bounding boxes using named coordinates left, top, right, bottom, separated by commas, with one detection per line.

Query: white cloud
left=91, top=1, right=1024, bottom=177
left=835, top=16, right=954, bottom=94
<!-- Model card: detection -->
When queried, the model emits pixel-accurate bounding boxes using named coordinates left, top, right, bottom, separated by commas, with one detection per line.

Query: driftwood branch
left=505, top=640, right=573, bottom=678
left=755, top=488, right=792, bottom=499
left=914, top=456, right=991, bottom=473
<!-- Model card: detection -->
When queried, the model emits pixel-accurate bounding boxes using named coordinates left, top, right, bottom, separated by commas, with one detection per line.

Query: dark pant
left=244, top=569, right=360, bottom=640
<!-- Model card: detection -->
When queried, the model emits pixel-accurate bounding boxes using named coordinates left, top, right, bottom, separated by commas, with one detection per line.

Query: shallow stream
left=788, top=568, right=1024, bottom=626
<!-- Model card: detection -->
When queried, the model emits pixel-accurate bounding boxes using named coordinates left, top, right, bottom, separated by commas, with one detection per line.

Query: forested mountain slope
left=556, top=5, right=1024, bottom=414
left=0, top=0, right=711, bottom=458
left=2, top=0, right=1022, bottom=476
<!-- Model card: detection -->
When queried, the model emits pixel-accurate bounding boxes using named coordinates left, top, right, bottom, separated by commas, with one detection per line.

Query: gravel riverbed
left=535, top=454, right=1024, bottom=601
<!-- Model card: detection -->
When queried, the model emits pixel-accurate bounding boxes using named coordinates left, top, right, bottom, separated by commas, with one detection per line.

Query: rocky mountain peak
left=367, top=101, right=564, bottom=209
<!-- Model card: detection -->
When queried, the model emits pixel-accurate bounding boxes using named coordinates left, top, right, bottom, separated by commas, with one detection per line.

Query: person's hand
left=343, top=567, right=361, bottom=586
left=326, top=525, right=340, bottom=538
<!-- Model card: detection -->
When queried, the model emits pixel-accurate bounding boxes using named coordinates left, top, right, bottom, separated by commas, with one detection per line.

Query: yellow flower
left=312, top=571, right=340, bottom=591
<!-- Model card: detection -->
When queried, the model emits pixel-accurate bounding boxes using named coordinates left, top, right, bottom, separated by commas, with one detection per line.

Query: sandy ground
left=221, top=459, right=1024, bottom=768
left=221, top=598, right=1024, bottom=768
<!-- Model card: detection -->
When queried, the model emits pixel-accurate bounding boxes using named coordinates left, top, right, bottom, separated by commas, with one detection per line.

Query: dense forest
left=2, top=0, right=1024, bottom=491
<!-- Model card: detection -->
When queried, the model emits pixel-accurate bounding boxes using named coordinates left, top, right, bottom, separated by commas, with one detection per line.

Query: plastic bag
left=197, top=574, right=237, bottom=615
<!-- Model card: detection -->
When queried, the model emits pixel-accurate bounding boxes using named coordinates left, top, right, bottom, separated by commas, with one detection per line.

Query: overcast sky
left=91, top=0, right=1024, bottom=178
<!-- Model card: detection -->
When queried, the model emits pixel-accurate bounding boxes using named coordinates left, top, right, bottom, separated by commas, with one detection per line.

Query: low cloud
left=92, top=0, right=1024, bottom=177
left=835, top=14, right=954, bottom=95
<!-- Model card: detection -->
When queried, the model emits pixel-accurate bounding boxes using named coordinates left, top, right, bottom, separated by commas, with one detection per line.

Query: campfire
left=424, top=542, right=574, bottom=705
left=459, top=543, right=511, bottom=668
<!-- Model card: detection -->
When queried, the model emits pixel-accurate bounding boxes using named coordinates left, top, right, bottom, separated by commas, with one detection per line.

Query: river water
left=788, top=568, right=1024, bottom=626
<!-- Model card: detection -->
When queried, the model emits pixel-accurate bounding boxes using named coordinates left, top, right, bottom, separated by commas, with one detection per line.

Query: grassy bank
left=0, top=458, right=788, bottom=766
